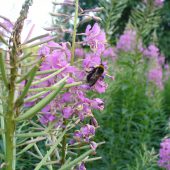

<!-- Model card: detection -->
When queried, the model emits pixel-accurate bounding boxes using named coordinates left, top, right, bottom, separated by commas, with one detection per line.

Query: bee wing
left=87, top=73, right=99, bottom=86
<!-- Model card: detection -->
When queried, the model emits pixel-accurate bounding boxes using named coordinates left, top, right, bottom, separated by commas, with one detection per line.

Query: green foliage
left=130, top=2, right=162, bottom=45
left=79, top=0, right=98, bottom=9
left=99, top=0, right=162, bottom=46
left=157, top=0, right=170, bottom=59
left=163, top=78, right=170, bottom=115
left=100, top=0, right=129, bottom=44
left=127, top=144, right=159, bottom=170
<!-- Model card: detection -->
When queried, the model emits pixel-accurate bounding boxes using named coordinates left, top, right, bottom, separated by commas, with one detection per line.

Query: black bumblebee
left=86, top=63, right=104, bottom=86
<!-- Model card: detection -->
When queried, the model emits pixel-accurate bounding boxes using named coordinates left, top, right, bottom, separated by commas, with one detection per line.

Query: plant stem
left=71, top=0, right=79, bottom=65
left=61, top=120, right=67, bottom=165
left=5, top=51, right=17, bottom=170
left=0, top=50, right=9, bottom=88
left=61, top=0, right=79, bottom=165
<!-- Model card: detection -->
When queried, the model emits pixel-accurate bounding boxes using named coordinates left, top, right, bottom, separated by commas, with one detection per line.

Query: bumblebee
left=86, top=63, right=104, bottom=86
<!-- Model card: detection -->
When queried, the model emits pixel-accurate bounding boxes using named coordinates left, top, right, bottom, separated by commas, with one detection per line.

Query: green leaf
left=32, top=66, right=68, bottom=85
left=28, top=81, right=81, bottom=92
left=22, top=35, right=58, bottom=49
left=34, top=130, right=66, bottom=170
left=24, top=91, right=47, bottom=102
left=59, top=149, right=93, bottom=170
left=0, top=50, right=8, bottom=88
left=15, top=64, right=40, bottom=107
left=0, top=35, right=8, bottom=46
left=17, top=52, right=33, bottom=63
left=23, top=33, right=50, bottom=45
left=17, top=143, right=34, bottom=155
left=15, top=81, right=66, bottom=122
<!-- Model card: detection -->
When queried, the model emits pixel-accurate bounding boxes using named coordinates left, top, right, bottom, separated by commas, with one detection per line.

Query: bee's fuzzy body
left=86, top=64, right=104, bottom=86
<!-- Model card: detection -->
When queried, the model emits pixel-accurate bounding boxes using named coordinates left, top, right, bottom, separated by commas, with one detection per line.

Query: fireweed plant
left=0, top=0, right=110, bottom=170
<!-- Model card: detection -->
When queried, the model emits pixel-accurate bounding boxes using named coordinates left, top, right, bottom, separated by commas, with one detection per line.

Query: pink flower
left=38, top=46, right=50, bottom=56
left=164, top=64, right=170, bottom=81
left=62, top=106, right=74, bottom=119
left=143, top=44, right=159, bottom=58
left=85, top=23, right=106, bottom=53
left=143, top=0, right=164, bottom=7
left=61, top=92, right=74, bottom=103
left=40, top=113, right=56, bottom=125
left=158, top=54, right=165, bottom=66
left=148, top=67, right=163, bottom=89
left=83, top=53, right=101, bottom=68
left=80, top=124, right=95, bottom=137
left=158, top=138, right=170, bottom=170
left=76, top=162, right=86, bottom=170
left=75, top=48, right=84, bottom=57
left=103, top=47, right=117, bottom=60
left=93, top=78, right=108, bottom=93
left=164, top=64, right=169, bottom=70
left=24, top=101, right=35, bottom=107
left=74, top=102, right=92, bottom=121
left=91, top=98, right=104, bottom=110
left=41, top=104, right=51, bottom=113
left=154, top=0, right=164, bottom=7
left=73, top=130, right=82, bottom=141
left=116, top=30, right=137, bottom=52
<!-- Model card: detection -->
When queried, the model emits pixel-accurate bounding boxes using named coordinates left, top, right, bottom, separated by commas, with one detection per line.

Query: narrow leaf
left=34, top=130, right=66, bottom=170
left=24, top=91, right=47, bottom=102
left=32, top=66, right=68, bottom=85
left=0, top=50, right=8, bottom=88
left=17, top=52, right=33, bottom=63
left=15, top=81, right=66, bottom=122
left=17, top=143, right=34, bottom=155
left=28, top=81, right=81, bottom=92
left=22, top=35, right=58, bottom=49
left=16, top=64, right=39, bottom=106
left=36, top=69, right=57, bottom=75
left=0, top=35, right=8, bottom=46
left=59, top=150, right=93, bottom=170
left=23, top=33, right=50, bottom=45
left=16, top=131, right=47, bottom=138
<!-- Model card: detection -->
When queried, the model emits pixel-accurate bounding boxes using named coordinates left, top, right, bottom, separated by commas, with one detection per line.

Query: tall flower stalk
left=61, top=0, right=79, bottom=165
left=3, top=1, right=33, bottom=169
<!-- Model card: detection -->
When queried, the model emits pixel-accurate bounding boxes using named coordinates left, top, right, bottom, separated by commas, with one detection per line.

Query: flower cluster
left=154, top=0, right=164, bottom=7
left=143, top=0, right=164, bottom=7
left=25, top=23, right=109, bottom=169
left=148, top=67, right=163, bottom=90
left=158, top=138, right=170, bottom=170
left=115, top=28, right=169, bottom=90
left=84, top=23, right=106, bottom=54
left=116, top=29, right=140, bottom=52
left=37, top=37, right=107, bottom=125
left=143, top=44, right=160, bottom=58
left=143, top=44, right=166, bottom=89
